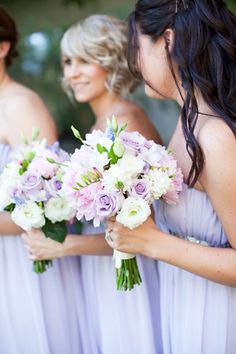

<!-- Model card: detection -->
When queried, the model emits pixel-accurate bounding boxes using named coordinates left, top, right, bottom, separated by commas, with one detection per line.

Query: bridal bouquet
left=0, top=129, right=75, bottom=273
left=62, top=117, right=183, bottom=290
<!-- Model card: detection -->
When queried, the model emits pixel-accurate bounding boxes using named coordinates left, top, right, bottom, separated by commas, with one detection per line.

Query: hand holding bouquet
left=62, top=117, right=183, bottom=290
left=0, top=129, right=75, bottom=272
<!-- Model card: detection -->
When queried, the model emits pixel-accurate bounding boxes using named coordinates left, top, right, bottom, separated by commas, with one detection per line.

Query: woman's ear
left=163, top=29, right=175, bottom=52
left=0, top=41, right=11, bottom=60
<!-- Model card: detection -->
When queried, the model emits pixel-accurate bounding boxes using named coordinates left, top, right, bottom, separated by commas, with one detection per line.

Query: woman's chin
left=74, top=93, right=90, bottom=103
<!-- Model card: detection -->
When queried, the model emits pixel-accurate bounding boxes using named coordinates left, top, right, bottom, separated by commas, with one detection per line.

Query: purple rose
left=119, top=131, right=146, bottom=153
left=20, top=171, right=43, bottom=192
left=95, top=190, right=124, bottom=217
left=130, top=178, right=150, bottom=200
left=19, top=171, right=47, bottom=202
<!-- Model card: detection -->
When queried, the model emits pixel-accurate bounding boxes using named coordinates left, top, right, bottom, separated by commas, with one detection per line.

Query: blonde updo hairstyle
left=61, top=14, right=138, bottom=97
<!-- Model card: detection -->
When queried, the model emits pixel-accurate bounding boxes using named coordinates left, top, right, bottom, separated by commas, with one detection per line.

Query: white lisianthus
left=102, top=165, right=132, bottom=191
left=116, top=196, right=151, bottom=229
left=0, top=162, right=20, bottom=183
left=85, top=130, right=112, bottom=150
left=0, top=189, right=13, bottom=211
left=148, top=169, right=171, bottom=199
left=117, top=153, right=145, bottom=177
left=0, top=163, right=21, bottom=210
left=44, top=196, right=75, bottom=223
left=11, top=202, right=45, bottom=230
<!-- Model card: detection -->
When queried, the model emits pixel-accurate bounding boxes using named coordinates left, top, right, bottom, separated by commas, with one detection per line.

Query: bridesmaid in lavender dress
left=0, top=7, right=90, bottom=354
left=107, top=1, right=236, bottom=353
left=24, top=15, right=163, bottom=354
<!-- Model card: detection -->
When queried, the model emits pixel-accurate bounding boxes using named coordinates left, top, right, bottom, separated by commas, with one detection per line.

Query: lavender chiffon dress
left=81, top=221, right=163, bottom=354
left=156, top=184, right=236, bottom=354
left=0, top=144, right=90, bottom=354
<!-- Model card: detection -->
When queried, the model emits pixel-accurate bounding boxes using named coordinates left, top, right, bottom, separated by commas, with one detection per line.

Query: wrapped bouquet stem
left=113, top=250, right=142, bottom=291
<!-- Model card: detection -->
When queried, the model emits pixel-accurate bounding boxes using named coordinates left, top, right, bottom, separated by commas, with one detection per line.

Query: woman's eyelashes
left=63, top=57, right=89, bottom=66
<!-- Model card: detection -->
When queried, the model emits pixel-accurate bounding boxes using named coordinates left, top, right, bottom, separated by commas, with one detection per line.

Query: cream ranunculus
left=11, top=202, right=45, bottom=230
left=44, top=196, right=75, bottom=223
left=116, top=196, right=151, bottom=229
left=148, top=169, right=172, bottom=199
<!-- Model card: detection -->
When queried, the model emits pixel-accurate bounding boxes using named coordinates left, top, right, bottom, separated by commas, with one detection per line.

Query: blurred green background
left=2, top=0, right=236, bottom=150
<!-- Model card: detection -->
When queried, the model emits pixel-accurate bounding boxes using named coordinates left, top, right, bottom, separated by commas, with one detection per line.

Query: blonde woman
left=24, top=15, right=163, bottom=354
left=0, top=6, right=90, bottom=354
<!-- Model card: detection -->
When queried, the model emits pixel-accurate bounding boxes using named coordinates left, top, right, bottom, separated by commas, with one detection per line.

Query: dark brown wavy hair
left=0, top=6, right=19, bottom=66
left=128, top=0, right=236, bottom=186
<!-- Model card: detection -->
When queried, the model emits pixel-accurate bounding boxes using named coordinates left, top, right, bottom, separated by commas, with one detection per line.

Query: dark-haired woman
left=107, top=1, right=236, bottom=352
left=0, top=6, right=89, bottom=354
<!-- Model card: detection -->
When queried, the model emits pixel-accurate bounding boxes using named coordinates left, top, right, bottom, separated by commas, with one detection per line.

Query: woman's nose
left=66, top=62, right=82, bottom=79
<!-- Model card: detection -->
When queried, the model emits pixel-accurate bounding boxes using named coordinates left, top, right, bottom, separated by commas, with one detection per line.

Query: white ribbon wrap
left=113, top=250, right=135, bottom=269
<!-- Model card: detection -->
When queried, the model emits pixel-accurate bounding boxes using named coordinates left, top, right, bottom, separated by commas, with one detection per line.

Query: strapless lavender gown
left=0, top=144, right=90, bottom=354
left=156, top=184, right=236, bottom=354
left=81, top=220, right=163, bottom=354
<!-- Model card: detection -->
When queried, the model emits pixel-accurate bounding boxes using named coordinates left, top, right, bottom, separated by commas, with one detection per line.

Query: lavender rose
left=19, top=171, right=47, bottom=202
left=119, top=131, right=146, bottom=153
left=130, top=178, right=151, bottom=201
left=19, top=171, right=43, bottom=192
left=95, top=190, right=124, bottom=217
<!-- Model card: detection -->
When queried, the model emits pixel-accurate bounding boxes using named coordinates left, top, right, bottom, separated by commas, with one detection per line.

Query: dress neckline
left=183, top=182, right=206, bottom=195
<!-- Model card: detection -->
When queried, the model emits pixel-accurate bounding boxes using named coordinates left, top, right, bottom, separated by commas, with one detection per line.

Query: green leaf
left=42, top=218, right=67, bottom=243
left=19, top=167, right=24, bottom=176
left=4, top=203, right=15, bottom=212
left=22, top=159, right=29, bottom=171
left=96, top=143, right=108, bottom=154
left=108, top=144, right=119, bottom=164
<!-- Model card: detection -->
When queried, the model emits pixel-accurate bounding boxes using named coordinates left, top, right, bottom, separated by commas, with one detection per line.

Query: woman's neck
left=90, top=91, right=123, bottom=125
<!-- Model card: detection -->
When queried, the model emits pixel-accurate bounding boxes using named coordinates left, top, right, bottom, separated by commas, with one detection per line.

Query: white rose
left=148, top=169, right=171, bottom=199
left=44, top=196, right=75, bottom=223
left=102, top=165, right=132, bottom=191
left=11, top=202, right=45, bottom=230
left=116, top=197, right=151, bottom=229
left=117, top=153, right=145, bottom=177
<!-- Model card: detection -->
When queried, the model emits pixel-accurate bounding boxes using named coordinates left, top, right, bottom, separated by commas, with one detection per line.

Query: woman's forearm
left=0, top=213, right=22, bottom=235
left=149, top=230, right=236, bottom=287
left=63, top=234, right=113, bottom=256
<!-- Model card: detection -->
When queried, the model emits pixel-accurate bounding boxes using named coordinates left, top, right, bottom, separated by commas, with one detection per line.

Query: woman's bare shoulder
left=115, top=100, right=163, bottom=144
left=0, top=82, right=57, bottom=146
